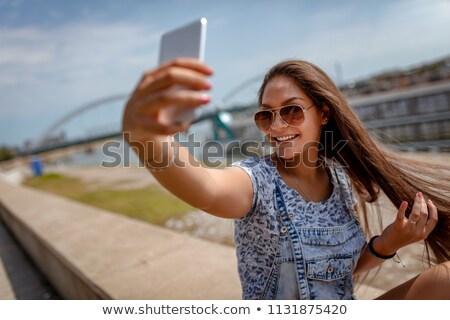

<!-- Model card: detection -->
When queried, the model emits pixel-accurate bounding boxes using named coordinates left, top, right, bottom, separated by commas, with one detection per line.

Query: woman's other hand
left=374, top=192, right=438, bottom=255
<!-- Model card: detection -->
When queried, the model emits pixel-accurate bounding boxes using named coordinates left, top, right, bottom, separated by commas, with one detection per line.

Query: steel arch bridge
left=27, top=75, right=264, bottom=155
left=41, top=93, right=130, bottom=142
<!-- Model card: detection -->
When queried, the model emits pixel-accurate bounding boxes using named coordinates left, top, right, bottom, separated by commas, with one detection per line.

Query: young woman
left=122, top=58, right=450, bottom=299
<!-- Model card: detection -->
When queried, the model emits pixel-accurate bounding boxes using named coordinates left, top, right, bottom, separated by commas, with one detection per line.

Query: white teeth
left=276, top=134, right=297, bottom=142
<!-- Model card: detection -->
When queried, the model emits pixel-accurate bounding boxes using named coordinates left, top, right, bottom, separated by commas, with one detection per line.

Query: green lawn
left=24, top=173, right=193, bottom=226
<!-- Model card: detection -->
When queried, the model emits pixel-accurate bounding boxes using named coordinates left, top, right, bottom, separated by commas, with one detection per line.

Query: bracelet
left=368, top=235, right=396, bottom=259
left=146, top=135, right=175, bottom=172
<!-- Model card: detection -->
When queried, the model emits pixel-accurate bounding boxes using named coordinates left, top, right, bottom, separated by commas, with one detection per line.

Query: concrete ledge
left=0, top=181, right=241, bottom=299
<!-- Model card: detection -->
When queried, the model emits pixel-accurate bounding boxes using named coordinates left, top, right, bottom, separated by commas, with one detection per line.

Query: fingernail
left=199, top=94, right=210, bottom=104
left=428, top=199, right=433, bottom=204
left=402, top=201, right=408, bottom=207
left=204, top=82, right=212, bottom=89
left=417, top=192, right=422, bottom=198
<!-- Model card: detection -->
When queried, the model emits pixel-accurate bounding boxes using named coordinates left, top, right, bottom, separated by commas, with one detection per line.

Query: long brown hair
left=258, top=60, right=450, bottom=264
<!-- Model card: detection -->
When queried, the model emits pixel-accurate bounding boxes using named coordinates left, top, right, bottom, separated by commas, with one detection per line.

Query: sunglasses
left=254, top=104, right=316, bottom=132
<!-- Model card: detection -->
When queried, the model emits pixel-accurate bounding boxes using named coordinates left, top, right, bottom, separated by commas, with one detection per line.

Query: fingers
left=129, top=90, right=209, bottom=135
left=415, top=192, right=429, bottom=230
left=132, top=59, right=213, bottom=110
left=388, top=193, right=439, bottom=249
left=132, top=57, right=213, bottom=100
left=140, top=58, right=213, bottom=81
left=141, top=67, right=212, bottom=93
left=407, top=192, right=438, bottom=238
left=409, top=192, right=422, bottom=223
left=135, top=89, right=211, bottom=117
left=396, top=201, right=408, bottom=222
left=425, top=199, right=438, bottom=234
left=124, top=58, right=213, bottom=136
left=136, top=116, right=190, bottom=135
left=151, top=58, right=213, bottom=90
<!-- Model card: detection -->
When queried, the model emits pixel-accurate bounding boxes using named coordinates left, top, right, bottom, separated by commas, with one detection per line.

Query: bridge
left=21, top=78, right=450, bottom=158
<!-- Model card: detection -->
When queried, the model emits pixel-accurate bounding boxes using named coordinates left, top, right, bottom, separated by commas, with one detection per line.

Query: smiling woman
left=121, top=57, right=450, bottom=300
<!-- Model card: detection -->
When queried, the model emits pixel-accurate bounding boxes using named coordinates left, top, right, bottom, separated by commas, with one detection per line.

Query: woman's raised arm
left=122, top=58, right=253, bottom=219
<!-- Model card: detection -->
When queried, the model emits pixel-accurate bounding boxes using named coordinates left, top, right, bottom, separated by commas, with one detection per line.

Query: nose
left=270, top=111, right=288, bottom=131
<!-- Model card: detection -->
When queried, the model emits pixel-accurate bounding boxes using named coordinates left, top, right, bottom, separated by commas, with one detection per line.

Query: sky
left=1, top=0, right=450, bottom=148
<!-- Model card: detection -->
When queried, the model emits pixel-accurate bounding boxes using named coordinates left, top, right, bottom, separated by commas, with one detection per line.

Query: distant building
left=348, top=81, right=450, bottom=151
left=219, top=80, right=450, bottom=152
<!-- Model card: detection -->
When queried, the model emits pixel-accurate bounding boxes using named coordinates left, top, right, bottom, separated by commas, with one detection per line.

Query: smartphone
left=158, top=18, right=207, bottom=124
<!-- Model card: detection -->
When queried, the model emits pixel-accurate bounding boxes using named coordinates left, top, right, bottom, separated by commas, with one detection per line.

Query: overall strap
left=333, top=165, right=359, bottom=223
left=273, top=180, right=311, bottom=299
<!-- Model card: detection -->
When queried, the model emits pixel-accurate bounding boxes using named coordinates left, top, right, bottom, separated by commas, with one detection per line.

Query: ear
left=321, top=105, right=331, bottom=125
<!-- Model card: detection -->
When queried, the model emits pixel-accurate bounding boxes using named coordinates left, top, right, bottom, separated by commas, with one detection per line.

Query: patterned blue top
left=232, top=155, right=366, bottom=300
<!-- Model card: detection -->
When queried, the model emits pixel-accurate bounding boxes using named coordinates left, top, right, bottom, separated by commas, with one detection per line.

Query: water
left=47, top=136, right=244, bottom=168
left=46, top=138, right=140, bottom=168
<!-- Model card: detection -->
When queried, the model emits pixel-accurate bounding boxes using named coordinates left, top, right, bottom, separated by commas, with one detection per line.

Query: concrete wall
left=0, top=181, right=241, bottom=299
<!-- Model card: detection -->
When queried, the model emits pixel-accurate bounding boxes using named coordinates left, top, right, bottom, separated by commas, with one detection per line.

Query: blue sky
left=1, top=0, right=450, bottom=147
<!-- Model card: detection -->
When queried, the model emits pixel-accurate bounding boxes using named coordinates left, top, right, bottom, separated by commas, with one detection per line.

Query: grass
left=24, top=173, right=193, bottom=226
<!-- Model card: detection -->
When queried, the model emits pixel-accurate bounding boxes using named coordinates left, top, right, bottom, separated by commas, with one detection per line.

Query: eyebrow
left=260, top=97, right=306, bottom=109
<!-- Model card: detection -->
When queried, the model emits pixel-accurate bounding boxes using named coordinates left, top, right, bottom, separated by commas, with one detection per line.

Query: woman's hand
left=122, top=58, right=213, bottom=143
left=374, top=192, right=438, bottom=255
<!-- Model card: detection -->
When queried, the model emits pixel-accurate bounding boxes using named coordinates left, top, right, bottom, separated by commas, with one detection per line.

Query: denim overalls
left=233, top=156, right=366, bottom=300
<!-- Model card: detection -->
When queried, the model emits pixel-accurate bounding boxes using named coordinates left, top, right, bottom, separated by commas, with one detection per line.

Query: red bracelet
left=368, top=235, right=396, bottom=259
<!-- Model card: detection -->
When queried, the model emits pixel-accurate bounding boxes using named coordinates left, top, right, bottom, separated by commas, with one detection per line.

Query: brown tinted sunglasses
left=254, top=104, right=315, bottom=132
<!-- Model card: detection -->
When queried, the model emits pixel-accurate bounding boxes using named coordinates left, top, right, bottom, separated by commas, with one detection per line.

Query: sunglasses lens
left=254, top=111, right=273, bottom=132
left=255, top=105, right=306, bottom=132
left=280, top=105, right=304, bottom=125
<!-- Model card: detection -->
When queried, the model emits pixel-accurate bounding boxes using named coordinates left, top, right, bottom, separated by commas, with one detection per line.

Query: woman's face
left=260, top=76, right=328, bottom=160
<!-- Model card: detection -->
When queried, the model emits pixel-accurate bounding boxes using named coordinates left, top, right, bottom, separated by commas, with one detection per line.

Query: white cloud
left=0, top=21, right=162, bottom=121
left=238, top=0, right=450, bottom=82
